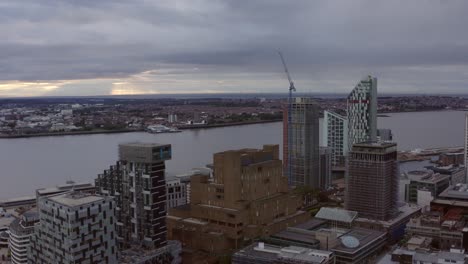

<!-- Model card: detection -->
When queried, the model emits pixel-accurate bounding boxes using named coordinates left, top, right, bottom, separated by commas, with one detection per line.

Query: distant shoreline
left=0, top=119, right=282, bottom=138
left=1, top=109, right=466, bottom=139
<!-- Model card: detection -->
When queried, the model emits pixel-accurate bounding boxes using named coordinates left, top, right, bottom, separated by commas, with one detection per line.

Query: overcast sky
left=1, top=0, right=468, bottom=97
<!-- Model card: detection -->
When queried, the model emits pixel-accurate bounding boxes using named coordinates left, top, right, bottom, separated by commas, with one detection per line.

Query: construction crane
left=278, top=51, right=296, bottom=185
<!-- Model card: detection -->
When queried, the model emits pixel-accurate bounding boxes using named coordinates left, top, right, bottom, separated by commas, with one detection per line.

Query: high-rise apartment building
left=95, top=142, right=171, bottom=250
left=465, top=112, right=468, bottom=183
left=283, top=97, right=320, bottom=188
left=28, top=192, right=117, bottom=263
left=346, top=142, right=398, bottom=221
left=347, top=76, right=378, bottom=150
left=319, top=147, right=332, bottom=189
left=9, top=210, right=38, bottom=264
left=322, top=110, right=348, bottom=167
left=167, top=145, right=309, bottom=262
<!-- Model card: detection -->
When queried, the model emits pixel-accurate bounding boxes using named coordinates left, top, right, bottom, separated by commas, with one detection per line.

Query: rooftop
left=119, top=142, right=169, bottom=148
left=234, top=242, right=333, bottom=263
left=439, top=184, right=468, bottom=200
left=48, top=192, right=105, bottom=207
left=315, top=207, right=358, bottom=224
left=36, top=181, right=94, bottom=196
left=332, top=228, right=386, bottom=254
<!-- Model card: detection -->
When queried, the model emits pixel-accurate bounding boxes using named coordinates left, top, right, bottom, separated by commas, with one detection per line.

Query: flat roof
left=439, top=184, right=468, bottom=200
left=315, top=207, right=358, bottom=223
left=332, top=228, right=386, bottom=254
left=119, top=142, right=170, bottom=148
left=48, top=192, right=104, bottom=207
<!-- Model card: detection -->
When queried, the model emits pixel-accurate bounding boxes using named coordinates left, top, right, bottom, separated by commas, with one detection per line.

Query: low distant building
left=232, top=242, right=335, bottom=264
left=439, top=152, right=465, bottom=166
left=267, top=217, right=387, bottom=264
left=427, top=165, right=466, bottom=185
left=166, top=177, right=189, bottom=209
left=353, top=203, right=422, bottom=244
left=9, top=210, right=38, bottom=264
left=35, top=181, right=95, bottom=198
left=405, top=210, right=468, bottom=250
left=404, top=170, right=450, bottom=204
left=386, top=248, right=467, bottom=264
left=377, top=128, right=393, bottom=141
left=119, top=240, right=182, bottom=264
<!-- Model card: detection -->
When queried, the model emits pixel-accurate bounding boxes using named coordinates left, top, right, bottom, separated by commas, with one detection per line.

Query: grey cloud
left=1, top=0, right=468, bottom=94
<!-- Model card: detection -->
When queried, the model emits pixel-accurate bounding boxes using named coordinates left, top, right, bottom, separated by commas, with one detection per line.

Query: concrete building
left=427, top=165, right=466, bottom=185
left=405, top=210, right=467, bottom=251
left=232, top=242, right=335, bottom=264
left=404, top=170, right=450, bottom=204
left=35, top=181, right=95, bottom=198
left=283, top=97, right=320, bottom=188
left=347, top=76, right=378, bottom=150
left=322, top=110, right=348, bottom=167
left=28, top=192, right=117, bottom=263
left=267, top=218, right=387, bottom=264
left=166, top=176, right=188, bottom=209
left=439, top=152, right=465, bottom=166
left=8, top=210, right=38, bottom=264
left=167, top=145, right=309, bottom=263
left=377, top=129, right=393, bottom=141
left=385, top=248, right=467, bottom=264
left=346, top=142, right=398, bottom=221
left=95, top=142, right=172, bottom=250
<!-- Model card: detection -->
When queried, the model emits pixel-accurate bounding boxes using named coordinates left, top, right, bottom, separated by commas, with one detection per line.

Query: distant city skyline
left=2, top=1, right=468, bottom=97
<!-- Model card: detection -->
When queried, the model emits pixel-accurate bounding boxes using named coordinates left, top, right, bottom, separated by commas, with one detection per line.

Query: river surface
left=0, top=110, right=466, bottom=199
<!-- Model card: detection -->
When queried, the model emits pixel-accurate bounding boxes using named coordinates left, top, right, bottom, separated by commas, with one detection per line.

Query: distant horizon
left=2, top=2, right=468, bottom=97
left=1, top=91, right=468, bottom=100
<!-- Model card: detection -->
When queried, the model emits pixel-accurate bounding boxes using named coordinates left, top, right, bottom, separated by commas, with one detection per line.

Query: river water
left=0, top=110, right=466, bottom=199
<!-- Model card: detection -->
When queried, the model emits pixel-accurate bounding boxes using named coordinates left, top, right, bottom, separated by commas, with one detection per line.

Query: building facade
left=28, top=192, right=117, bottom=263
left=322, top=110, right=348, bottom=167
left=404, top=170, right=450, bottom=204
left=9, top=210, right=38, bottom=264
left=346, top=142, right=398, bottom=221
left=166, top=176, right=188, bottom=209
left=283, top=97, right=320, bottom=188
left=167, top=145, right=309, bottom=262
left=347, top=76, right=378, bottom=150
left=465, top=112, right=468, bottom=183
left=319, top=147, right=332, bottom=189
left=95, top=142, right=171, bottom=250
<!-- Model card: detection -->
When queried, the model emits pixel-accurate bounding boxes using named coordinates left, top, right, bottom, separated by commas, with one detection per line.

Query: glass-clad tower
left=322, top=110, right=348, bottom=167
left=283, top=97, right=320, bottom=188
left=347, top=76, right=378, bottom=150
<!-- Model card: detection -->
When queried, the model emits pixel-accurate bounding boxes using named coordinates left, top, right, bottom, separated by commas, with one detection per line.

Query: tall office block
left=167, top=145, right=308, bottom=262
left=28, top=192, right=117, bottom=263
left=322, top=110, right=348, bottom=167
left=95, top=142, right=171, bottom=250
left=347, top=76, right=378, bottom=150
left=283, top=97, right=320, bottom=188
left=465, top=113, right=468, bottom=183
left=319, top=147, right=333, bottom=189
left=346, top=142, right=398, bottom=221
left=9, top=210, right=38, bottom=264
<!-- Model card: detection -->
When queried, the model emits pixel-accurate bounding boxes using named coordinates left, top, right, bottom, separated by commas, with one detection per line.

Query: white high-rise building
left=8, top=210, right=38, bottom=264
left=347, top=76, right=378, bottom=150
left=322, top=111, right=348, bottom=167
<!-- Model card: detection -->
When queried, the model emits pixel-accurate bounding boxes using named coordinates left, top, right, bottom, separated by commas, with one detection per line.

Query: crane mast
left=278, top=51, right=295, bottom=185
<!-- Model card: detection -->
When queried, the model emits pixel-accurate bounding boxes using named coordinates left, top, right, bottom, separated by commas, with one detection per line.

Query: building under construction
left=283, top=97, right=321, bottom=189
left=346, top=141, right=399, bottom=221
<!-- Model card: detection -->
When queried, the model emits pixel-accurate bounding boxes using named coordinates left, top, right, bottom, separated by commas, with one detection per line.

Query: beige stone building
left=167, top=145, right=309, bottom=263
